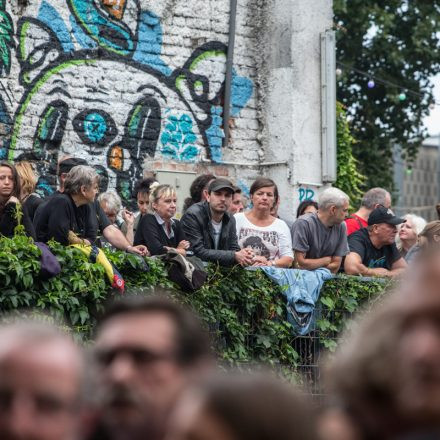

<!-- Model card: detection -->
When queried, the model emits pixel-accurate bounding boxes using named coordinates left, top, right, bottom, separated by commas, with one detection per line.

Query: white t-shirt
left=234, top=212, right=293, bottom=261
left=211, top=219, right=222, bottom=249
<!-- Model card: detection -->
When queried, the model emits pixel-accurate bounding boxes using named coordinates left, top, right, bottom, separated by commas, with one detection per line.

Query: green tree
left=334, top=1, right=440, bottom=189
left=335, top=102, right=366, bottom=209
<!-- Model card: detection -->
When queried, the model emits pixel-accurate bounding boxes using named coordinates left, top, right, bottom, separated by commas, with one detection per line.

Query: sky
left=424, top=73, right=440, bottom=136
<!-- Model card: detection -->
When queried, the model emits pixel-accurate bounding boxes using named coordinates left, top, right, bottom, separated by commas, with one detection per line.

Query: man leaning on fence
left=344, top=206, right=407, bottom=278
left=290, top=187, right=350, bottom=273
left=180, top=178, right=254, bottom=267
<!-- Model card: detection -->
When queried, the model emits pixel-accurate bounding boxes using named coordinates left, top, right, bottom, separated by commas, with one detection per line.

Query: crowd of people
left=1, top=157, right=440, bottom=279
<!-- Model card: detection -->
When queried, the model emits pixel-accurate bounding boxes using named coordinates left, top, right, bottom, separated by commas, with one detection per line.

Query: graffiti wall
left=0, top=0, right=256, bottom=203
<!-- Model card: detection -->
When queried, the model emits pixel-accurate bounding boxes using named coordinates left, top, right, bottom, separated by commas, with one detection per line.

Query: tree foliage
left=334, top=1, right=440, bottom=189
left=335, top=102, right=366, bottom=209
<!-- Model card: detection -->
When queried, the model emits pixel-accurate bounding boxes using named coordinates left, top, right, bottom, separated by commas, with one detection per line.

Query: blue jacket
left=261, top=267, right=333, bottom=335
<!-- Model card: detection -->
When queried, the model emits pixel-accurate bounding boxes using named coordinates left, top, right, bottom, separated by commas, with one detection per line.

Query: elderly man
left=181, top=178, right=254, bottom=267
left=0, top=321, right=84, bottom=440
left=344, top=206, right=407, bottom=277
left=90, top=295, right=213, bottom=440
left=291, top=187, right=350, bottom=273
left=345, top=187, right=391, bottom=236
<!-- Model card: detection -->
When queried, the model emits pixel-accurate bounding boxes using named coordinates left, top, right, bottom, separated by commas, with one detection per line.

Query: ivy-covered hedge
left=0, top=234, right=390, bottom=367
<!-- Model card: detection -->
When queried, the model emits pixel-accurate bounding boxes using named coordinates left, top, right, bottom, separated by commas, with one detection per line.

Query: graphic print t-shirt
left=348, top=228, right=401, bottom=270
left=234, top=213, right=293, bottom=261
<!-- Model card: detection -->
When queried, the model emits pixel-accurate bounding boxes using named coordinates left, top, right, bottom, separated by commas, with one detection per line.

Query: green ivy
left=335, top=101, right=366, bottom=210
left=0, top=234, right=388, bottom=369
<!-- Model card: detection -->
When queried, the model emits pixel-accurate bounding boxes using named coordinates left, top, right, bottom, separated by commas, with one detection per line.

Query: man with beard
left=0, top=320, right=84, bottom=440
left=181, top=178, right=254, bottom=267
left=90, top=295, right=213, bottom=440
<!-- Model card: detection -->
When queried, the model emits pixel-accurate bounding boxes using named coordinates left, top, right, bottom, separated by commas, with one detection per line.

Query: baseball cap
left=58, top=157, right=88, bottom=175
left=208, top=178, right=235, bottom=194
left=368, top=206, right=406, bottom=226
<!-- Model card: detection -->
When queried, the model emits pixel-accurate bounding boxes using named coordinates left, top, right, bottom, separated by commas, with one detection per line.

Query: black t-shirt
left=80, top=200, right=111, bottom=244
left=348, top=228, right=401, bottom=270
left=23, top=194, right=43, bottom=222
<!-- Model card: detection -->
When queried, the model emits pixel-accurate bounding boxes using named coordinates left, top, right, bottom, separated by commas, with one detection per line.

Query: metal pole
left=223, top=0, right=238, bottom=148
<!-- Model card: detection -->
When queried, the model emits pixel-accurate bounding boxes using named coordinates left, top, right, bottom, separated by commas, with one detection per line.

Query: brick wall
left=0, top=0, right=332, bottom=218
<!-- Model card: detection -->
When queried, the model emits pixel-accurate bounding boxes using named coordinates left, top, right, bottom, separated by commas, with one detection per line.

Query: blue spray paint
left=69, top=14, right=97, bottom=49
left=38, top=1, right=75, bottom=52
left=205, top=106, right=225, bottom=162
left=160, top=113, right=200, bottom=162
left=231, top=69, right=253, bottom=117
left=133, top=11, right=171, bottom=76
left=299, top=188, right=316, bottom=202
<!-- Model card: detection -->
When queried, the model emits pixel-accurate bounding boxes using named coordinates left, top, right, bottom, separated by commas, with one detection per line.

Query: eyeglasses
left=95, top=346, right=176, bottom=368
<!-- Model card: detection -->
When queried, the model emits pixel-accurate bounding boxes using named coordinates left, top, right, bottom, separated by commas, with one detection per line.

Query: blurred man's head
left=0, top=321, right=84, bottom=440
left=326, top=250, right=440, bottom=437
left=93, top=295, right=212, bottom=440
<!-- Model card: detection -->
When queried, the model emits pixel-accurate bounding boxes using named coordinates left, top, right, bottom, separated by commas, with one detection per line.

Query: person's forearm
left=295, top=257, right=331, bottom=270
left=327, top=260, right=342, bottom=273
left=389, top=268, right=406, bottom=277
left=125, top=224, right=134, bottom=245
left=274, top=256, right=293, bottom=268
left=103, top=225, right=130, bottom=250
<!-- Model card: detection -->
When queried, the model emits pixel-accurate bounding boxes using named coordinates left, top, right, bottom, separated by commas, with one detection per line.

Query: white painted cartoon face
left=10, top=59, right=206, bottom=201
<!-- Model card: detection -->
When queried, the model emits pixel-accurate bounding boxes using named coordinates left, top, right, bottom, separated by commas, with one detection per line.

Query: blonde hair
left=149, top=184, right=176, bottom=212
left=15, top=161, right=37, bottom=199
left=396, top=213, right=427, bottom=250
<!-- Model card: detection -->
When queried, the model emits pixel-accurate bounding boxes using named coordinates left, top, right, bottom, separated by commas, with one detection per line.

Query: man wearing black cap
left=181, top=178, right=254, bottom=266
left=344, top=206, right=407, bottom=277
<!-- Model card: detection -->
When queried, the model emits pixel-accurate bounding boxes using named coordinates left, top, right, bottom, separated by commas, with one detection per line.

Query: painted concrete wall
left=0, top=0, right=332, bottom=217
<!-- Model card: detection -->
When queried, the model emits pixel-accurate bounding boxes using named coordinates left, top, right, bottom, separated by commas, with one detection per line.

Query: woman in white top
left=235, top=178, right=294, bottom=268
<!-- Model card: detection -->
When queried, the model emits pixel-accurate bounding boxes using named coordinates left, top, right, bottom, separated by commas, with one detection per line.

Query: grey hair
left=64, top=165, right=98, bottom=195
left=318, top=187, right=349, bottom=210
left=361, top=188, right=390, bottom=209
left=98, top=190, right=122, bottom=214
left=396, top=213, right=427, bottom=251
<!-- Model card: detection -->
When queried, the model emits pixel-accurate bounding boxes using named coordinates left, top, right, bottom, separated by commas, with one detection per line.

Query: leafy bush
left=0, top=234, right=388, bottom=367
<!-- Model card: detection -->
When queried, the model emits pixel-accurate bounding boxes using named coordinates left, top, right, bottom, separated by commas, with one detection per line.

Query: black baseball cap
left=208, top=178, right=235, bottom=194
left=368, top=206, right=406, bottom=226
left=58, top=157, right=88, bottom=175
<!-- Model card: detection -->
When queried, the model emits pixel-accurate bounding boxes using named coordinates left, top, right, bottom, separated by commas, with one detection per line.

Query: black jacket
left=134, top=213, right=186, bottom=256
left=35, top=193, right=92, bottom=245
left=180, top=201, right=240, bottom=265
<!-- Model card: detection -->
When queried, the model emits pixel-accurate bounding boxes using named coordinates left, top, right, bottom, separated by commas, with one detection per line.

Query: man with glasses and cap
left=344, top=206, right=408, bottom=277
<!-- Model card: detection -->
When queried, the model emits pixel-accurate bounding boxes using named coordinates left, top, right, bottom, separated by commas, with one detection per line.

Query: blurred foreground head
left=324, top=247, right=440, bottom=439
left=92, top=294, right=213, bottom=440
left=166, top=372, right=318, bottom=440
left=0, top=320, right=84, bottom=440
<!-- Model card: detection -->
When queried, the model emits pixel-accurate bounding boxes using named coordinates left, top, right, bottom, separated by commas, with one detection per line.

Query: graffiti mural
left=0, top=0, right=254, bottom=204
left=298, top=187, right=316, bottom=202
